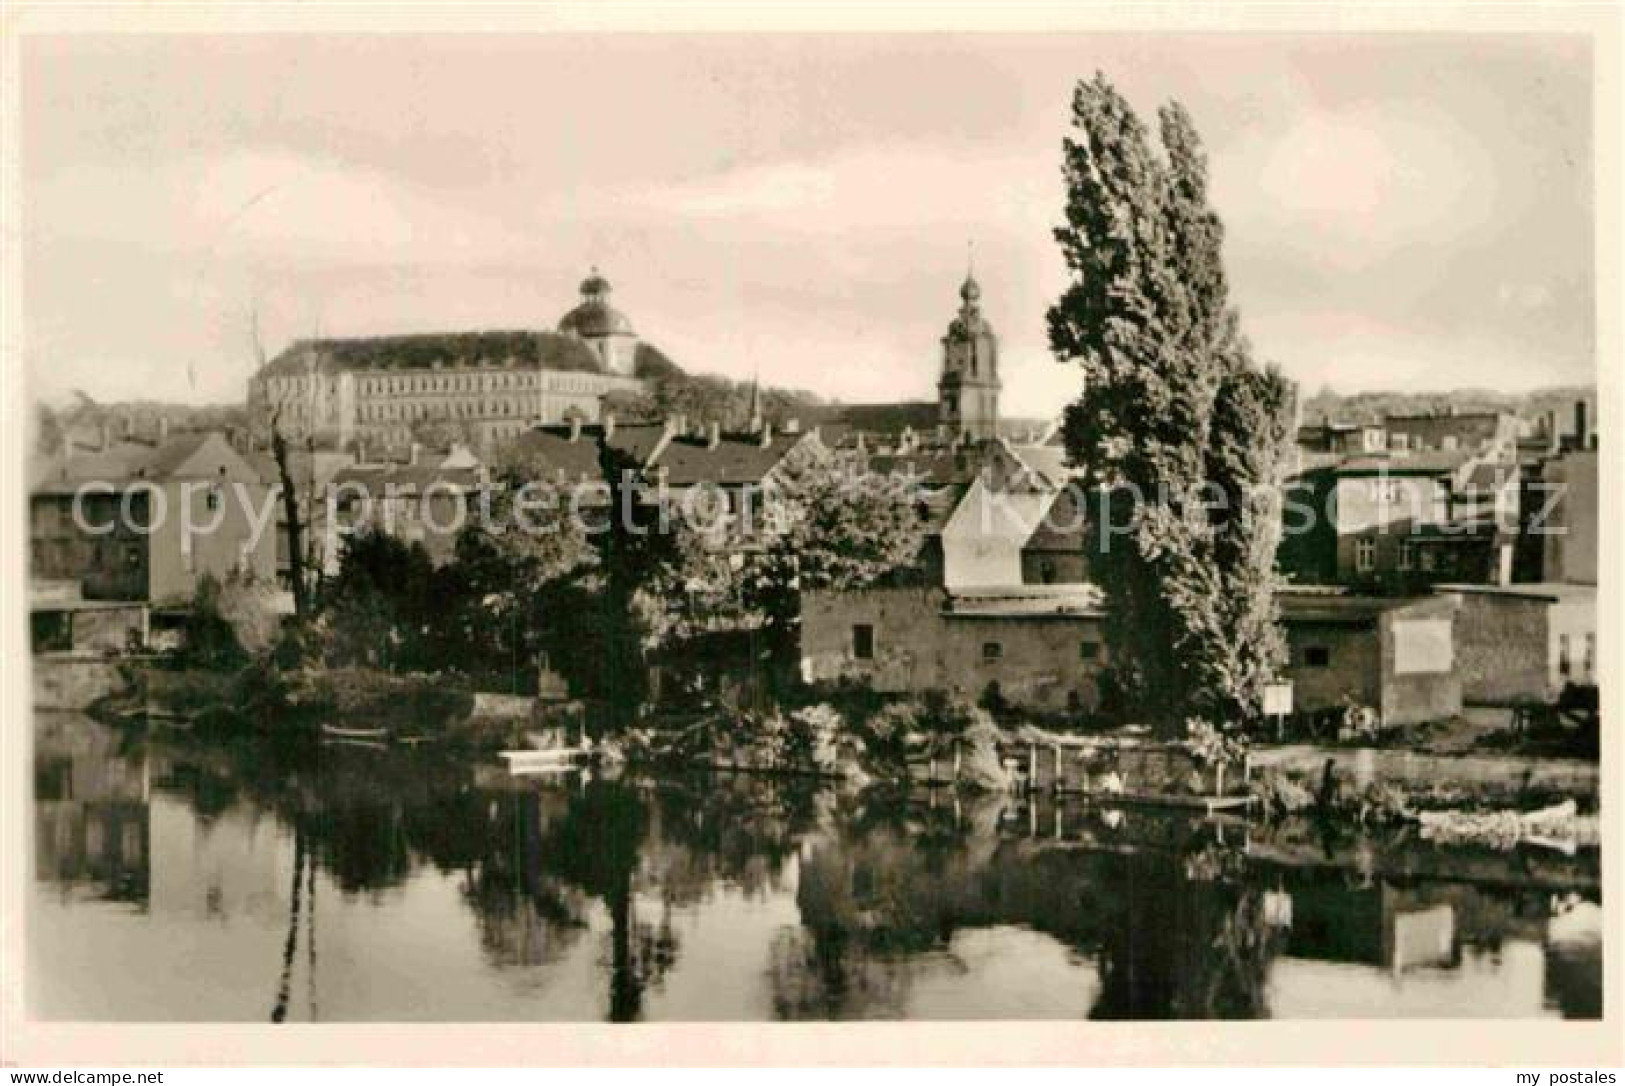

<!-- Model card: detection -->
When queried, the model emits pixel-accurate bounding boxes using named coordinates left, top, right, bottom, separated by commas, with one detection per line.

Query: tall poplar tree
left=1047, top=74, right=1294, bottom=737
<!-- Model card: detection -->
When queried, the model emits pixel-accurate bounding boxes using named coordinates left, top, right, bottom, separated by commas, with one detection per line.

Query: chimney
left=99, top=422, right=112, bottom=451
left=602, top=412, right=616, bottom=440
left=707, top=420, right=721, bottom=449
left=758, top=421, right=773, bottom=448
left=410, top=441, right=422, bottom=466
left=158, top=416, right=170, bottom=442
left=569, top=415, right=582, bottom=442
left=1574, top=400, right=1589, bottom=450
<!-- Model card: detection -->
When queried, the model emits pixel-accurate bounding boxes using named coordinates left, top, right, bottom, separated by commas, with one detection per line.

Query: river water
left=29, top=712, right=1602, bottom=1021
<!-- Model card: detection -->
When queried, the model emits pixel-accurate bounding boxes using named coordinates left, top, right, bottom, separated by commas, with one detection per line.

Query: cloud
left=572, top=141, right=1060, bottom=242
left=1215, top=103, right=1501, bottom=274
left=29, top=149, right=527, bottom=270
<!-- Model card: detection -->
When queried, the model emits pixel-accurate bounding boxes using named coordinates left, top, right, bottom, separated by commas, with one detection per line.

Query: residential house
left=1020, top=482, right=1092, bottom=585
left=1292, top=447, right=1519, bottom=589
left=508, top=413, right=833, bottom=550
left=328, top=452, right=489, bottom=567
left=936, top=446, right=1062, bottom=589
left=30, top=431, right=278, bottom=605
left=1538, top=445, right=1598, bottom=586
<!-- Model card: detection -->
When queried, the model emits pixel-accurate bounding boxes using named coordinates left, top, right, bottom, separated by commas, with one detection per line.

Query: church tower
left=937, top=271, right=1000, bottom=441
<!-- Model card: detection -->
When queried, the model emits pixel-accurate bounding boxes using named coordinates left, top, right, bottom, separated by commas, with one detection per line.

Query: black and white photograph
left=1, top=3, right=1619, bottom=1070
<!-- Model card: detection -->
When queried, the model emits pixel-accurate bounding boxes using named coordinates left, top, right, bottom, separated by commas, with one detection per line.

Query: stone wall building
left=1277, top=592, right=1461, bottom=726
left=800, top=585, right=1111, bottom=715
left=802, top=583, right=1472, bottom=726
left=1440, top=583, right=1597, bottom=704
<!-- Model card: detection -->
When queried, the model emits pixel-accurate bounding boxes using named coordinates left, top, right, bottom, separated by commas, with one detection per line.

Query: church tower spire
left=937, top=262, right=1000, bottom=441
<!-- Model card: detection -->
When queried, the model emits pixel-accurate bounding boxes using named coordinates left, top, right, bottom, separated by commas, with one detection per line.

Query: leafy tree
left=604, top=373, right=823, bottom=430
left=176, top=573, right=250, bottom=670
left=741, top=458, right=924, bottom=663
left=407, top=415, right=479, bottom=452
left=317, top=528, right=438, bottom=671
left=435, top=443, right=598, bottom=689
left=1047, top=75, right=1293, bottom=737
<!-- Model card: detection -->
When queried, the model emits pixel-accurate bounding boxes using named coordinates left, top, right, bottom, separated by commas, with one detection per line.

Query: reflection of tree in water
left=152, top=730, right=1286, bottom=1022
left=537, top=780, right=666, bottom=1022
left=772, top=798, right=995, bottom=1020
left=644, top=775, right=824, bottom=908
left=1089, top=846, right=1279, bottom=1020
left=461, top=788, right=590, bottom=970
left=773, top=798, right=1283, bottom=1021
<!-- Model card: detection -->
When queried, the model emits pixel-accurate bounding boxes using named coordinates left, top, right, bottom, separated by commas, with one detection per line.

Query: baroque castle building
left=247, top=270, right=678, bottom=451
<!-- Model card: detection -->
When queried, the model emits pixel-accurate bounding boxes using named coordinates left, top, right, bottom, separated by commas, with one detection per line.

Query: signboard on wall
left=1392, top=618, right=1454, bottom=675
left=1262, top=682, right=1293, bottom=717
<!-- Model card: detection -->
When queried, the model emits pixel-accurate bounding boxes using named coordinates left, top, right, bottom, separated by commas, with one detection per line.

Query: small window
left=1559, top=634, right=1572, bottom=678
left=1420, top=550, right=1436, bottom=573
left=982, top=641, right=1003, bottom=661
left=1304, top=646, right=1331, bottom=668
left=852, top=624, right=875, bottom=661
left=1583, top=633, right=1595, bottom=677
left=1040, top=559, right=1057, bottom=584
left=1079, top=640, right=1101, bottom=661
left=205, top=487, right=221, bottom=512
left=1355, top=537, right=1376, bottom=573
left=1398, top=542, right=1415, bottom=571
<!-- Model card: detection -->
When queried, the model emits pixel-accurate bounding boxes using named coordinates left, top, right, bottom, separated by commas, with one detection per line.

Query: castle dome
left=558, top=267, right=636, bottom=338
left=946, top=272, right=992, bottom=340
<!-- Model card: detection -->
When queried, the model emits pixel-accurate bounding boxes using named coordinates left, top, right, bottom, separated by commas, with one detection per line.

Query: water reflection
left=30, top=714, right=1603, bottom=1022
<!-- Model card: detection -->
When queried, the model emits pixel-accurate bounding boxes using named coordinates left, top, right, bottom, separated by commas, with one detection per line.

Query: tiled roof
left=511, top=421, right=812, bottom=488
left=255, top=330, right=681, bottom=380
left=329, top=463, right=485, bottom=496
left=1005, top=442, right=1075, bottom=487
left=868, top=449, right=980, bottom=487
left=647, top=432, right=803, bottom=487
left=1435, top=582, right=1596, bottom=603
left=1335, top=449, right=1475, bottom=475
left=944, top=584, right=1106, bottom=617
left=31, top=432, right=247, bottom=494
left=1276, top=591, right=1452, bottom=623
left=509, top=426, right=614, bottom=485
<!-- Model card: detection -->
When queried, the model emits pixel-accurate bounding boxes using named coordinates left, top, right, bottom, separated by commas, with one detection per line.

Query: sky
left=21, top=33, right=1595, bottom=416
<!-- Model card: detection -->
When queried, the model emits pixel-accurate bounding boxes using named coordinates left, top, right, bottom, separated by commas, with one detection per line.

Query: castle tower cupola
left=558, top=266, right=641, bottom=375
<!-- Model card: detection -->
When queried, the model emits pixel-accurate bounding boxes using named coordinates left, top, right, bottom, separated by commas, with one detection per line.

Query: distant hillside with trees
left=604, top=372, right=829, bottom=431
left=1299, top=384, right=1595, bottom=427
left=34, top=397, right=251, bottom=456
